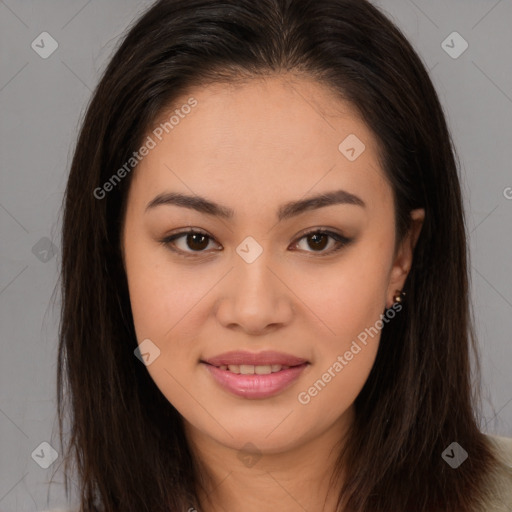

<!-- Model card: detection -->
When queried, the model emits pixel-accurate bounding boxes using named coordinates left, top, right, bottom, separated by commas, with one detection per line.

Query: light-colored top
left=41, top=434, right=512, bottom=512
left=477, top=434, right=512, bottom=511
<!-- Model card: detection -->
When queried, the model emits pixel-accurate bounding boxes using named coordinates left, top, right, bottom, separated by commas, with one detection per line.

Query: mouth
left=200, top=351, right=310, bottom=399
left=202, top=362, right=307, bottom=375
left=201, top=350, right=309, bottom=373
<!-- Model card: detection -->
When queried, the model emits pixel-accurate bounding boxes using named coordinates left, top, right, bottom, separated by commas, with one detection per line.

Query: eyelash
left=159, top=228, right=353, bottom=258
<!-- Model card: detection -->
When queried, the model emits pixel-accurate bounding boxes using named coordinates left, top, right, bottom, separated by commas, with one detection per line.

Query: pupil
left=184, top=233, right=329, bottom=252
left=309, top=233, right=328, bottom=251
left=188, top=233, right=208, bottom=251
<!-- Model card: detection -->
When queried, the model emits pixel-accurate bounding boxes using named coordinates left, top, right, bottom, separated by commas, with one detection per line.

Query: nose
left=214, top=252, right=294, bottom=335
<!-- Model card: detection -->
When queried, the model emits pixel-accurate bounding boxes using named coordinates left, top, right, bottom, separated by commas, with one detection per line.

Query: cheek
left=304, top=248, right=391, bottom=345
left=124, top=248, right=208, bottom=411
left=295, top=276, right=385, bottom=421
left=123, top=228, right=200, bottom=331
left=297, top=242, right=392, bottom=396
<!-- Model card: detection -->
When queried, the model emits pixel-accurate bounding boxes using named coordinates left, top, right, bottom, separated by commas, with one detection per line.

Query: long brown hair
left=56, top=0, right=501, bottom=510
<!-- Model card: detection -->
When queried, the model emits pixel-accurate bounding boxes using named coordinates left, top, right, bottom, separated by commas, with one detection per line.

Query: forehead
left=129, top=75, right=389, bottom=212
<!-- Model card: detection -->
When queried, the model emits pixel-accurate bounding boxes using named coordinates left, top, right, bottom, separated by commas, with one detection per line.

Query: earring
left=393, top=289, right=406, bottom=304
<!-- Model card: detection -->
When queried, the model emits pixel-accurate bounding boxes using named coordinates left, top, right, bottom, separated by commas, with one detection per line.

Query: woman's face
left=121, top=75, right=423, bottom=455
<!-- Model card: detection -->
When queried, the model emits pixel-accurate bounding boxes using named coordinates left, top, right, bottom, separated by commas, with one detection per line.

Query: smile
left=213, top=364, right=291, bottom=374
left=201, top=361, right=309, bottom=399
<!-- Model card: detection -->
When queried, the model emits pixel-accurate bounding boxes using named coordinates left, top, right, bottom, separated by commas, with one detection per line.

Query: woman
left=55, top=0, right=512, bottom=510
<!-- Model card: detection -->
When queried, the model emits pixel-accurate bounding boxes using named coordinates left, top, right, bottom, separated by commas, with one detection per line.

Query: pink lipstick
left=201, top=350, right=309, bottom=399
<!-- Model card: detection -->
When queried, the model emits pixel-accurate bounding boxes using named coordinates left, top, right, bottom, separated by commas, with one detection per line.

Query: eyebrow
left=145, top=188, right=365, bottom=221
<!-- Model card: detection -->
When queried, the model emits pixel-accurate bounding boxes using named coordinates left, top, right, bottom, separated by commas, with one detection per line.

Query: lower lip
left=202, top=363, right=309, bottom=399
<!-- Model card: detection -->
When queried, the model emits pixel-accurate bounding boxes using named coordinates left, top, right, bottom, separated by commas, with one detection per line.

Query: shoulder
left=485, top=433, right=512, bottom=473
left=478, top=434, right=512, bottom=511
left=486, top=434, right=512, bottom=461
left=38, top=438, right=512, bottom=512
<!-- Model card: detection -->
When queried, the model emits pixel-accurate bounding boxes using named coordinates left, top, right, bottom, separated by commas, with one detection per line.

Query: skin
left=121, top=74, right=424, bottom=512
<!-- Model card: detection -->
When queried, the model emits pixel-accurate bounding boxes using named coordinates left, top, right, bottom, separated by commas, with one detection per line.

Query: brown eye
left=305, top=233, right=329, bottom=251
left=161, top=229, right=219, bottom=255
left=161, top=228, right=353, bottom=259
left=294, top=229, right=353, bottom=255
left=184, top=233, right=210, bottom=251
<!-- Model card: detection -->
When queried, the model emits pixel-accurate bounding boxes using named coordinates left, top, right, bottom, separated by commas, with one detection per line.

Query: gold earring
left=393, top=289, right=406, bottom=304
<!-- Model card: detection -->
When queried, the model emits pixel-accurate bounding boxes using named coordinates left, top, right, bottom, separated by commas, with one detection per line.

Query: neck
left=184, top=407, right=354, bottom=512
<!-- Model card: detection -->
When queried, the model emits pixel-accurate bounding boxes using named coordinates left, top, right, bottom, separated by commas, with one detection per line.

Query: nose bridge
left=215, top=239, right=293, bottom=332
left=232, top=241, right=277, bottom=303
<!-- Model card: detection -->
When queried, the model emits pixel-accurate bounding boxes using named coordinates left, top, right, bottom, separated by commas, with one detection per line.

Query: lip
left=202, top=362, right=309, bottom=399
left=202, top=350, right=308, bottom=367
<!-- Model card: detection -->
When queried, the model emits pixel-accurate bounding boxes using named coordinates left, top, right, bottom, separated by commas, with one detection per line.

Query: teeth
left=254, top=365, right=272, bottom=375
left=221, top=364, right=290, bottom=374
left=240, top=365, right=256, bottom=374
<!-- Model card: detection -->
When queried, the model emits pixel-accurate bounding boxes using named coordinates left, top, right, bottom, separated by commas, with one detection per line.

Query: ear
left=386, top=208, right=425, bottom=309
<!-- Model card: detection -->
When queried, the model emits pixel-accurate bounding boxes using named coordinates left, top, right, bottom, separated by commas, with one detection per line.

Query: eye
left=160, top=229, right=219, bottom=255
left=159, top=228, right=353, bottom=258
left=292, top=229, right=353, bottom=255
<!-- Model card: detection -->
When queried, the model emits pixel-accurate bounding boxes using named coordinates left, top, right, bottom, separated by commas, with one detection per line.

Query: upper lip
left=202, top=350, right=308, bottom=367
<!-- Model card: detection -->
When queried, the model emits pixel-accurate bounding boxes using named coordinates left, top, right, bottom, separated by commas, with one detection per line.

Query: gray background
left=1, top=1, right=511, bottom=510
